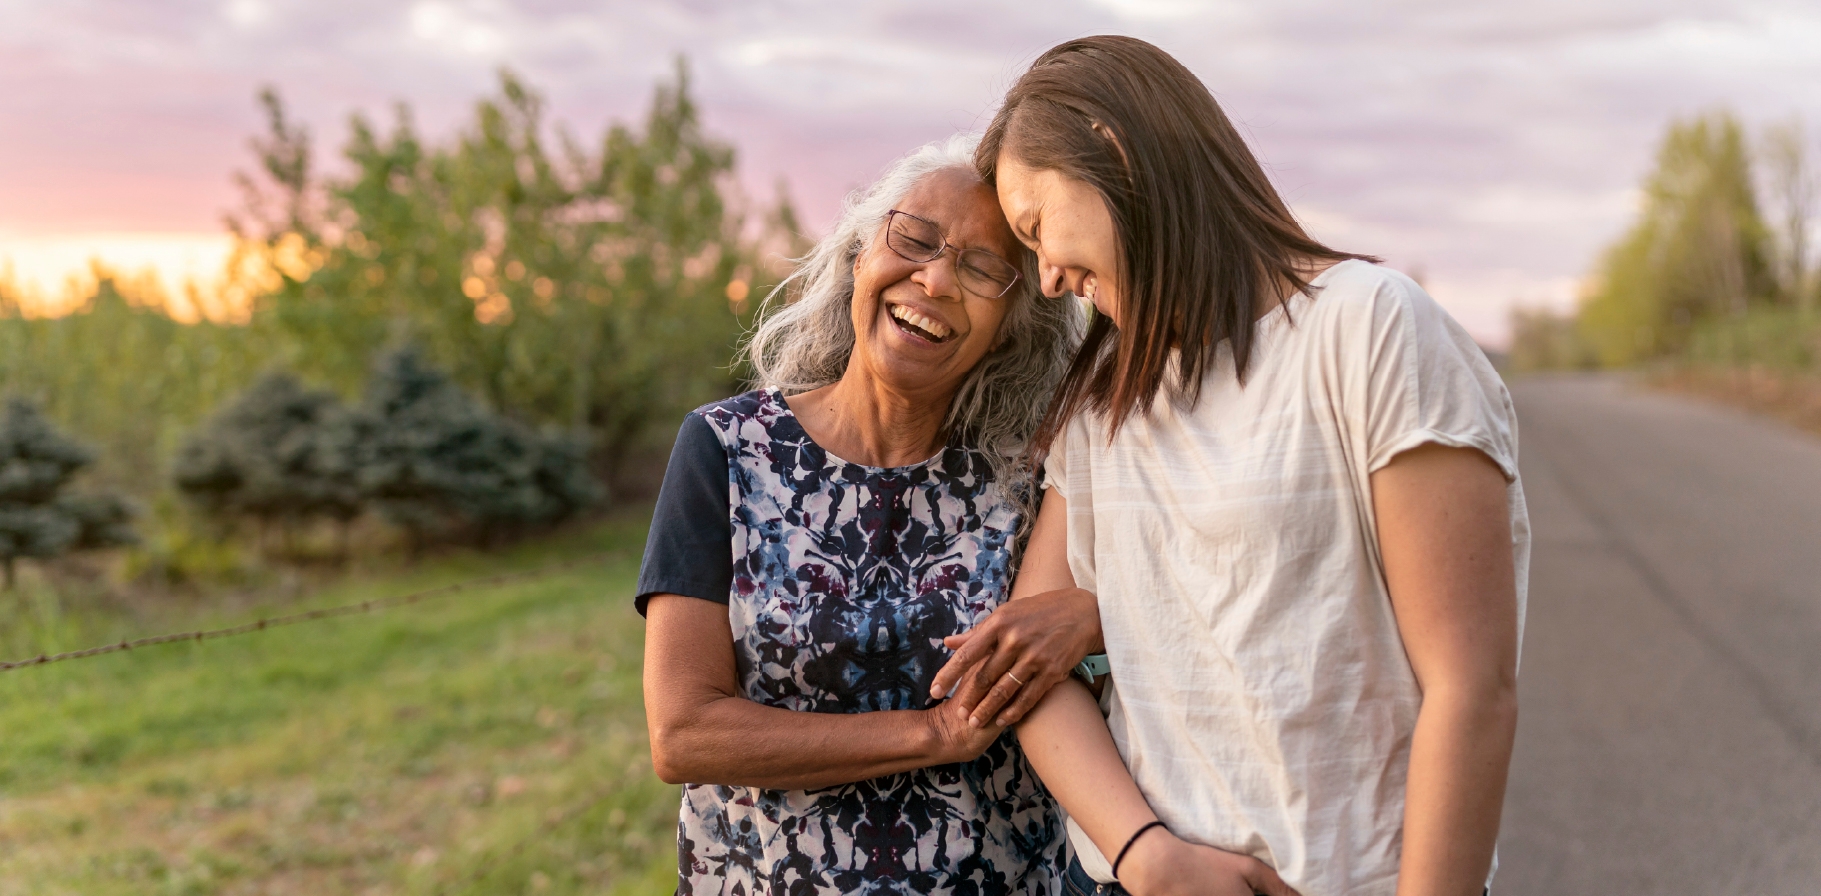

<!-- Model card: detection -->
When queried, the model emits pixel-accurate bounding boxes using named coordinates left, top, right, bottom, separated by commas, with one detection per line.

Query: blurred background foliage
left=0, top=62, right=802, bottom=590
left=0, top=67, right=786, bottom=888
left=1510, top=112, right=1820, bottom=383
left=234, top=62, right=788, bottom=472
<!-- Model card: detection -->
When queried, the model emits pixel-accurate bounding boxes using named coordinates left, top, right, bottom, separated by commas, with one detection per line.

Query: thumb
left=1248, top=866, right=1301, bottom=896
left=931, top=632, right=984, bottom=697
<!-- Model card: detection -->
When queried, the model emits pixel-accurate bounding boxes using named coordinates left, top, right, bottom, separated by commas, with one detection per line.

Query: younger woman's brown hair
left=976, top=35, right=1375, bottom=450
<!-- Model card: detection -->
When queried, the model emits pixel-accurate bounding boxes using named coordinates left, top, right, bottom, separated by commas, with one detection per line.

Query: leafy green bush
left=1685, top=307, right=1821, bottom=371
left=357, top=347, right=603, bottom=551
left=174, top=352, right=602, bottom=557
left=234, top=62, right=787, bottom=476
left=173, top=371, right=364, bottom=553
left=0, top=398, right=136, bottom=587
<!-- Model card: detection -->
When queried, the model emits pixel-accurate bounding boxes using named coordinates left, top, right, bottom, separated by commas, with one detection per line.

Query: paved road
left=1498, top=374, right=1821, bottom=895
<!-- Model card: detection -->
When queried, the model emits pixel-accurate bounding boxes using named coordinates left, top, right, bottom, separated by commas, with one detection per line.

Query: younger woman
left=936, top=36, right=1529, bottom=896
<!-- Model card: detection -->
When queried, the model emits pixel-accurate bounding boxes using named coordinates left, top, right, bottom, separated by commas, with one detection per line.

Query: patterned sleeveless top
left=673, top=389, right=1063, bottom=895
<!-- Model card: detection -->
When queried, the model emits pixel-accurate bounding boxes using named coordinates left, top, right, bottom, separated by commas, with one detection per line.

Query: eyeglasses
left=884, top=210, right=1022, bottom=299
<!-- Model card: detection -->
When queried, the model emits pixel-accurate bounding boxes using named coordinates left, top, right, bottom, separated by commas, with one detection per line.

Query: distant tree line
left=0, top=62, right=801, bottom=581
left=1511, top=113, right=1818, bottom=372
left=230, top=61, right=799, bottom=473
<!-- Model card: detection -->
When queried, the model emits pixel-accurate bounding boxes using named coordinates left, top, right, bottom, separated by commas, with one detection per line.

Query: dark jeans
left=1062, top=856, right=1128, bottom=896
left=1063, top=854, right=1491, bottom=896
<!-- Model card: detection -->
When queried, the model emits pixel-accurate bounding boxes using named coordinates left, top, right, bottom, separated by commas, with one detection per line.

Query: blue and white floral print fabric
left=677, top=388, right=1063, bottom=895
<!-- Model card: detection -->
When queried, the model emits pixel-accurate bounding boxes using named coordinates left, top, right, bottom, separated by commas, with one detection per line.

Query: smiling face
left=848, top=166, right=1022, bottom=401
left=992, top=156, right=1123, bottom=326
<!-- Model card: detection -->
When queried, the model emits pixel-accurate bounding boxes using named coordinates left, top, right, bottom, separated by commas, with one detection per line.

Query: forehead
left=895, top=167, right=1018, bottom=255
left=991, top=158, right=1055, bottom=217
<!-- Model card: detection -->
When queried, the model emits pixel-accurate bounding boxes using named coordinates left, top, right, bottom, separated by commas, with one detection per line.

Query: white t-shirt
left=1046, top=260, right=1529, bottom=896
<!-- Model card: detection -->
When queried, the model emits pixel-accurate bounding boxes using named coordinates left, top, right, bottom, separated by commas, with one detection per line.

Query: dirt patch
left=1653, top=365, right=1821, bottom=437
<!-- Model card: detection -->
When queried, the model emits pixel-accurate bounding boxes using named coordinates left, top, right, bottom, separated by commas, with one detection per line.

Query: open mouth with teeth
left=888, top=304, right=956, bottom=343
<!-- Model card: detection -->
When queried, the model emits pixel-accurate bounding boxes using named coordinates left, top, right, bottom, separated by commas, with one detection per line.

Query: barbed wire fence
left=4, top=549, right=641, bottom=890
left=0, top=551, right=618, bottom=672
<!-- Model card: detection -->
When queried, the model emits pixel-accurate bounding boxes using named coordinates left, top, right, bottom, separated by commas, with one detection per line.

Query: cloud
left=5, top=0, right=1821, bottom=344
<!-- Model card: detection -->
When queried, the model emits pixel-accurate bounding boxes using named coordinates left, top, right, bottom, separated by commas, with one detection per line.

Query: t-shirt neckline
left=768, top=387, right=948, bottom=475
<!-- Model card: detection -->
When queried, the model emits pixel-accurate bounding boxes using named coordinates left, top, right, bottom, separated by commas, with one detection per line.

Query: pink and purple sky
left=4, top=1, right=1820, bottom=341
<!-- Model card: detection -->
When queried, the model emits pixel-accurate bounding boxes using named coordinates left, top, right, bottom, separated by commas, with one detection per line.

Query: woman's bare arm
left=930, top=488, right=1103, bottom=726
left=1373, top=444, right=1520, bottom=896
left=1008, top=492, right=1299, bottom=896
left=643, top=595, right=1002, bottom=790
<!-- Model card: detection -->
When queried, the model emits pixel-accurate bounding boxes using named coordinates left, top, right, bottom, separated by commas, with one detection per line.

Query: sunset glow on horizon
left=0, top=232, right=239, bottom=321
left=6, top=2, right=1821, bottom=344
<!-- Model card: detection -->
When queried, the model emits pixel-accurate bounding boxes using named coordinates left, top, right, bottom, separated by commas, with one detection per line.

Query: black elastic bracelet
left=1111, top=820, right=1167, bottom=882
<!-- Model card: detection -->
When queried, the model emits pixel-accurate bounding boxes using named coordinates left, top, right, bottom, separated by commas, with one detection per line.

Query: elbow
left=647, top=716, right=704, bottom=785
left=651, top=757, right=690, bottom=787
left=649, top=731, right=693, bottom=785
left=647, top=689, right=746, bottom=785
left=1486, top=665, right=1520, bottom=726
left=1478, top=680, right=1519, bottom=744
left=1422, top=672, right=1519, bottom=736
left=1493, top=677, right=1519, bottom=732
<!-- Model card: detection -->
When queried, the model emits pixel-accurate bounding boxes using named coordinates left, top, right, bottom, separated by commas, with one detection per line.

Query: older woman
left=637, top=135, right=1082, bottom=894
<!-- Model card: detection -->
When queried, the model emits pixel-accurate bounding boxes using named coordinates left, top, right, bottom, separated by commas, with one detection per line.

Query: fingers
left=955, top=637, right=1024, bottom=718
left=929, top=621, right=998, bottom=699
left=967, top=664, right=1030, bottom=728
left=989, top=666, right=1058, bottom=727
left=933, top=696, right=1006, bottom=762
left=1244, top=861, right=1301, bottom=896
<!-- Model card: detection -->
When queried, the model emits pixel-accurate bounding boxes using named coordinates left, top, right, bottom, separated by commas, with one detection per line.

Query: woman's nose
left=1038, top=255, right=1068, bottom=299
left=911, top=254, right=963, bottom=301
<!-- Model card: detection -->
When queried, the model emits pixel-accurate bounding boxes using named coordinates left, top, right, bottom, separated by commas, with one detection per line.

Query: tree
left=172, top=371, right=363, bottom=555
left=0, top=399, right=136, bottom=588
left=1579, top=112, right=1776, bottom=365
left=1507, top=306, right=1597, bottom=372
left=231, top=62, right=787, bottom=483
left=1760, top=119, right=1818, bottom=315
left=356, top=347, right=601, bottom=552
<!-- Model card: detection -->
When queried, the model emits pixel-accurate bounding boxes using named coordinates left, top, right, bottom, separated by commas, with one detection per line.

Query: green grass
left=1684, top=306, right=1821, bottom=371
left=0, top=509, right=677, bottom=896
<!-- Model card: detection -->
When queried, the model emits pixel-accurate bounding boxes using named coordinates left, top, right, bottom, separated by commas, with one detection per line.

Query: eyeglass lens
left=887, top=212, right=1019, bottom=298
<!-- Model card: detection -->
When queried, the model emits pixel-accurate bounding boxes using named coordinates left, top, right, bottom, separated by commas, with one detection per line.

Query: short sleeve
left=1040, top=439, right=1069, bottom=495
left=1352, top=268, right=1519, bottom=481
left=634, top=413, right=733, bottom=616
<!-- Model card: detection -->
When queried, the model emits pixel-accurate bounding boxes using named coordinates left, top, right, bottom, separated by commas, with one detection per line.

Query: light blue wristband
left=1073, top=653, right=1110, bottom=683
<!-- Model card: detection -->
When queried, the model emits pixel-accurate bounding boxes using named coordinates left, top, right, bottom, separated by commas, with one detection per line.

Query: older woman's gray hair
left=745, top=134, right=1084, bottom=506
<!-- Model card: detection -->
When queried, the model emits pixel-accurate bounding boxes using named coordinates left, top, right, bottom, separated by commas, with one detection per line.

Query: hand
left=924, top=692, right=1006, bottom=765
left=928, top=587, right=1102, bottom=728
left=1118, top=829, right=1301, bottom=896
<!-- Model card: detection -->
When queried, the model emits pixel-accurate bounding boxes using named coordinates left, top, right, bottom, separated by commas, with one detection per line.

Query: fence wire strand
left=0, top=552, right=616, bottom=672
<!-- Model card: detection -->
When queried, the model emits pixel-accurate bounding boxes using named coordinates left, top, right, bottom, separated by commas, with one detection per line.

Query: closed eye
left=1013, top=221, right=1040, bottom=251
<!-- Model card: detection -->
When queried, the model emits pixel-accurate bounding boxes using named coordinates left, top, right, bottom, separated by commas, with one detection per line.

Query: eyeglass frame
left=882, top=209, right=1023, bottom=299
